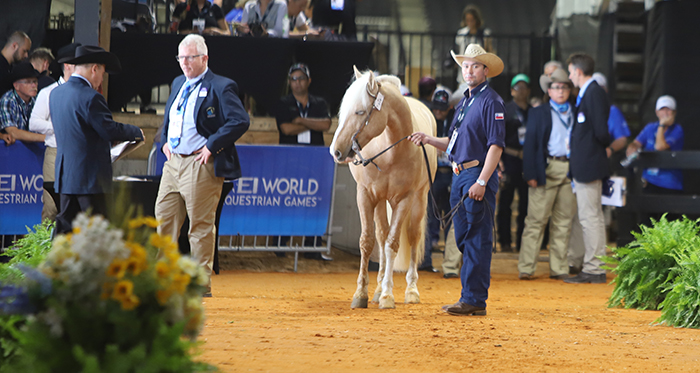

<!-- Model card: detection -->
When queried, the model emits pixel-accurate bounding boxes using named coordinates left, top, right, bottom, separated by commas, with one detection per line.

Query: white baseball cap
left=656, top=95, right=676, bottom=111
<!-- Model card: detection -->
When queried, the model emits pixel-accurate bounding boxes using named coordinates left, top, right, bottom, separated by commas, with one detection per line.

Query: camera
left=249, top=22, right=265, bottom=37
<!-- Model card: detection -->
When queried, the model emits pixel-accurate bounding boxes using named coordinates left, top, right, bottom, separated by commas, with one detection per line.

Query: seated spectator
left=275, top=62, right=331, bottom=260
left=626, top=95, right=683, bottom=194
left=29, top=42, right=80, bottom=222
left=0, top=62, right=44, bottom=144
left=287, top=0, right=324, bottom=39
left=29, top=47, right=56, bottom=92
left=310, top=0, right=357, bottom=41
left=171, top=0, right=230, bottom=35
left=518, top=68, right=577, bottom=281
left=0, top=31, right=32, bottom=96
left=239, top=0, right=288, bottom=37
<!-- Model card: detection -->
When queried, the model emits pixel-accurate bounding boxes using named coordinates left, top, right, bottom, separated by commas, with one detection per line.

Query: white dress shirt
left=29, top=76, right=66, bottom=148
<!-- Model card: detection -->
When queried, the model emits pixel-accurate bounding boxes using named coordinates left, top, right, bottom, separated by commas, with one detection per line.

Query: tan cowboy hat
left=450, top=44, right=504, bottom=78
left=539, top=67, right=571, bottom=93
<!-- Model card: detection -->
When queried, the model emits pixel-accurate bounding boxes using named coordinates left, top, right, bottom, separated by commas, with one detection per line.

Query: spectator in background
left=275, top=63, right=332, bottom=260
left=454, top=4, right=491, bottom=87
left=239, top=0, right=288, bottom=37
left=417, top=76, right=436, bottom=108
left=0, top=62, right=44, bottom=144
left=310, top=0, right=357, bottom=41
left=518, top=68, right=577, bottom=281
left=421, top=89, right=454, bottom=274
left=497, top=74, right=531, bottom=253
left=287, top=0, right=311, bottom=36
left=626, top=95, right=683, bottom=195
left=543, top=60, right=563, bottom=77
left=172, top=0, right=230, bottom=35
left=564, top=53, right=610, bottom=285
left=568, top=72, right=630, bottom=274
left=0, top=31, right=32, bottom=96
left=28, top=47, right=56, bottom=92
left=29, top=43, right=80, bottom=223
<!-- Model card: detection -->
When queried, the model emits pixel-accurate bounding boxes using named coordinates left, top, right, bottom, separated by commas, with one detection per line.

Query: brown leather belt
left=452, top=160, right=480, bottom=175
left=504, top=147, right=523, bottom=159
left=547, top=155, right=568, bottom=162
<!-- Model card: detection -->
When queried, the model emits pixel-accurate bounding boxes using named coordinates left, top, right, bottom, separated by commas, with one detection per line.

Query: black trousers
left=496, top=172, right=528, bottom=251
left=55, top=193, right=108, bottom=234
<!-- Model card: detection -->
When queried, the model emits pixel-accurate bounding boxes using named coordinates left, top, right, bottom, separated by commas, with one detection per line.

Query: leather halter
left=350, top=82, right=381, bottom=166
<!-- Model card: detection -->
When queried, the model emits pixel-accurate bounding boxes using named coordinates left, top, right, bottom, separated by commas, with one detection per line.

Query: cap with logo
left=431, top=89, right=450, bottom=111
left=656, top=95, right=676, bottom=111
left=288, top=63, right=310, bottom=78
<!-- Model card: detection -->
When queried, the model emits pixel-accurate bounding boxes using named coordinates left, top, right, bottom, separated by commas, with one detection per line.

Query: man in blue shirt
left=409, top=44, right=505, bottom=316
left=626, top=95, right=683, bottom=193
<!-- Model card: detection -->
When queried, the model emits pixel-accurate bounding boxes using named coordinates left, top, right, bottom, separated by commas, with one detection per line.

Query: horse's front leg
left=372, top=201, right=389, bottom=303
left=379, top=200, right=410, bottom=309
left=405, top=192, right=427, bottom=304
left=352, top=189, right=377, bottom=309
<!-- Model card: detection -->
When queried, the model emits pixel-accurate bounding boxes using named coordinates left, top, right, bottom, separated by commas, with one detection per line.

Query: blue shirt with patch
left=608, top=105, right=630, bottom=140
left=635, top=121, right=684, bottom=190
left=448, top=82, right=506, bottom=165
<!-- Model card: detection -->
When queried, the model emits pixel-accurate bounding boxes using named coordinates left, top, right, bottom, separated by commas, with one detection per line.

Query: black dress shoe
left=418, top=266, right=439, bottom=273
left=443, top=273, right=459, bottom=279
left=569, top=265, right=582, bottom=275
left=564, top=272, right=606, bottom=284
left=549, top=274, right=569, bottom=280
left=444, top=302, right=487, bottom=316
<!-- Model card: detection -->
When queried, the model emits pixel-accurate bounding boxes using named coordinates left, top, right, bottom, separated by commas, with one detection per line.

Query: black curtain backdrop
left=107, top=33, right=374, bottom=115
left=641, top=0, right=700, bottom=193
left=0, top=0, right=51, bottom=47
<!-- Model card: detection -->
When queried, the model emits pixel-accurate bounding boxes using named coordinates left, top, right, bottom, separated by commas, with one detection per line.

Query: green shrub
left=656, top=250, right=700, bottom=328
left=0, top=221, right=54, bottom=284
left=602, top=215, right=700, bottom=310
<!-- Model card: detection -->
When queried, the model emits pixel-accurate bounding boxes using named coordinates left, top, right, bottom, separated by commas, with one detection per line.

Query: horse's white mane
left=337, top=71, right=401, bottom=130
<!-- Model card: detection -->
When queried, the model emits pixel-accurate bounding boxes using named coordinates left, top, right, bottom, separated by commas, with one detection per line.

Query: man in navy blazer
left=518, top=68, right=577, bottom=281
left=50, top=45, right=144, bottom=234
left=155, top=34, right=249, bottom=297
left=564, top=53, right=611, bottom=284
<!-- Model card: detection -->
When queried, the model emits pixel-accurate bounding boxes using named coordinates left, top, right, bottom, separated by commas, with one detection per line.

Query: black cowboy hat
left=10, top=61, right=40, bottom=83
left=56, top=42, right=82, bottom=62
left=60, top=45, right=121, bottom=74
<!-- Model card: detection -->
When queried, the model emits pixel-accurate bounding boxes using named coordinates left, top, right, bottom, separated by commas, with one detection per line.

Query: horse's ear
left=367, top=70, right=379, bottom=96
left=353, top=65, right=362, bottom=80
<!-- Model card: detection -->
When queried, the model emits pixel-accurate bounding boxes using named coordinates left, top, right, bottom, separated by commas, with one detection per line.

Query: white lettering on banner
left=19, top=174, right=44, bottom=192
left=236, top=177, right=258, bottom=194
left=284, top=196, right=318, bottom=207
left=260, top=178, right=319, bottom=195
left=0, top=193, right=39, bottom=204
left=225, top=195, right=281, bottom=207
left=0, top=174, right=15, bottom=191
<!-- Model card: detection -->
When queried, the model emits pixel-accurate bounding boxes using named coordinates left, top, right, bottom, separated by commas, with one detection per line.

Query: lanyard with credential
left=177, top=78, right=203, bottom=116
left=447, top=84, right=487, bottom=155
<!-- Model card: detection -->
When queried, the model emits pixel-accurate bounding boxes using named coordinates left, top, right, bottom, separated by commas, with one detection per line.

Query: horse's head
left=330, top=67, right=390, bottom=164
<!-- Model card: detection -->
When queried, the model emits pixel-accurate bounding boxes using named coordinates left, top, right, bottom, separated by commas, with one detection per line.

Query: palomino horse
left=329, top=67, right=436, bottom=309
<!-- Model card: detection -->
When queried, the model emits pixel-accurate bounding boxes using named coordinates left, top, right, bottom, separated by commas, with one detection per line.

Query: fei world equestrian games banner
left=219, top=145, right=335, bottom=236
left=0, top=141, right=45, bottom=234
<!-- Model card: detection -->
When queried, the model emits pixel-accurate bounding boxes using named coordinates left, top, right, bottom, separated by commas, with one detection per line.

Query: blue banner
left=0, top=141, right=45, bottom=234
left=219, top=145, right=335, bottom=236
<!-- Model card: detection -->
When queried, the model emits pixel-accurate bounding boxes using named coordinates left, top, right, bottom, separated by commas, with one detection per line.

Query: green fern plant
left=601, top=215, right=700, bottom=310
left=0, top=220, right=54, bottom=284
left=656, top=249, right=700, bottom=328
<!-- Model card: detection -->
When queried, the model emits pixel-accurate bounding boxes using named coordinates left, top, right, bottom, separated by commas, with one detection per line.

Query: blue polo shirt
left=448, top=82, right=506, bottom=165
left=635, top=121, right=684, bottom=190
left=608, top=105, right=630, bottom=140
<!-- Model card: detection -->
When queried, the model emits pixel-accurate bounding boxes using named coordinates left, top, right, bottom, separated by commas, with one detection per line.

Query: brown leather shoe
left=519, top=273, right=534, bottom=280
left=445, top=302, right=486, bottom=316
left=441, top=301, right=462, bottom=312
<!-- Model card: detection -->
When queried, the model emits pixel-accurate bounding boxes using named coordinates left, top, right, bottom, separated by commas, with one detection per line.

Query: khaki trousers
left=442, top=224, right=462, bottom=275
left=155, top=154, right=224, bottom=290
left=518, top=160, right=576, bottom=276
left=42, top=146, right=58, bottom=222
left=573, top=179, right=607, bottom=275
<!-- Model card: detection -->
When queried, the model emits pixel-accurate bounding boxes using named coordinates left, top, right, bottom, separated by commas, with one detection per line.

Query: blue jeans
left=450, top=167, right=498, bottom=308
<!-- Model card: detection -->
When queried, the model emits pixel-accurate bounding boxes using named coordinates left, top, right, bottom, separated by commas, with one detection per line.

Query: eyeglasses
left=175, top=54, right=204, bottom=62
left=549, top=85, right=570, bottom=91
left=289, top=76, right=308, bottom=82
left=16, top=79, right=38, bottom=85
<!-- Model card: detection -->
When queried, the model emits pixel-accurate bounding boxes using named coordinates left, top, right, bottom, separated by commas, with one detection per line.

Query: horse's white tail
left=388, top=203, right=426, bottom=272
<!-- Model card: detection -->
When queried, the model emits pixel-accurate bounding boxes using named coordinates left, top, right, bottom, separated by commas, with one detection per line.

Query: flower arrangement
left=0, top=213, right=215, bottom=372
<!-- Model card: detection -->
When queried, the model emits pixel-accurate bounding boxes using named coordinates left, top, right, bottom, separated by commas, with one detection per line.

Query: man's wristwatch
left=476, top=179, right=486, bottom=187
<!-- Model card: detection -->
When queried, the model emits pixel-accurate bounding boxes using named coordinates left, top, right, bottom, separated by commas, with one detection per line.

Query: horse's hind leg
left=352, top=190, right=376, bottom=309
left=372, top=201, right=389, bottom=303
left=405, top=194, right=427, bottom=304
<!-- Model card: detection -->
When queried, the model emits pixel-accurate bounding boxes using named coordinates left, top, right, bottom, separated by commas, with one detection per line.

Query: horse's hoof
left=378, top=295, right=395, bottom=309
left=371, top=292, right=381, bottom=303
left=351, top=297, right=368, bottom=309
left=405, top=291, right=420, bottom=304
